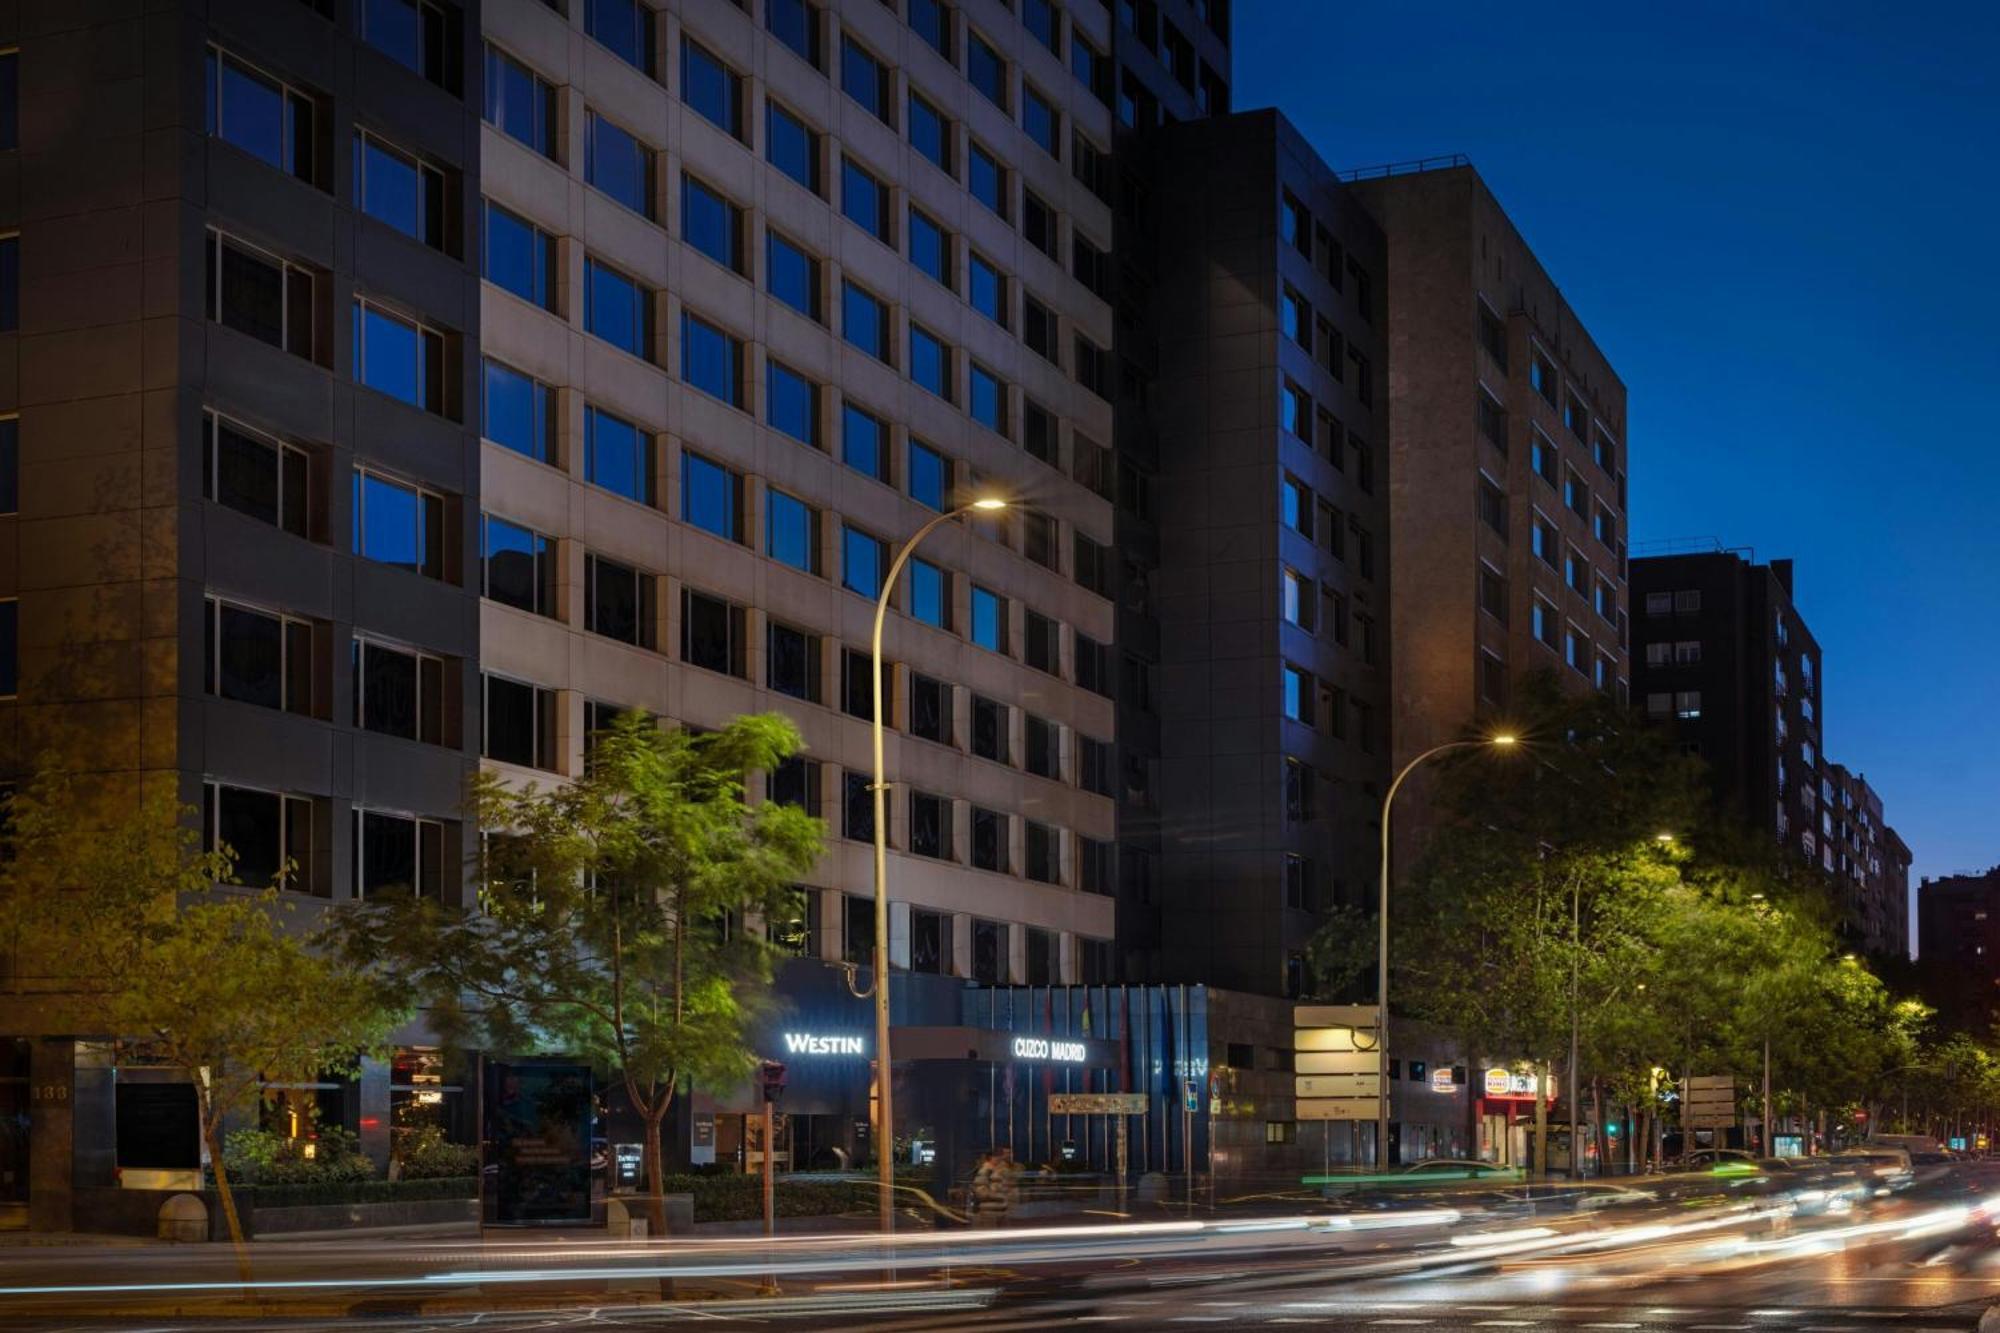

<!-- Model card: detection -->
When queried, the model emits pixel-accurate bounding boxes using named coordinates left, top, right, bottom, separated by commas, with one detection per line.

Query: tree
left=341, top=711, right=825, bottom=1236
left=0, top=770, right=399, bottom=1278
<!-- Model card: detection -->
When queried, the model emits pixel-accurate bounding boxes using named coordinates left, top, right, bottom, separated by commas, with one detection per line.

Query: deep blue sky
left=1236, top=1, right=2000, bottom=929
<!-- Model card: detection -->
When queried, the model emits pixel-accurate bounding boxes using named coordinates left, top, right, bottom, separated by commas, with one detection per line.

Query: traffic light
left=758, top=1060, right=788, bottom=1104
left=1606, top=1120, right=1623, bottom=1139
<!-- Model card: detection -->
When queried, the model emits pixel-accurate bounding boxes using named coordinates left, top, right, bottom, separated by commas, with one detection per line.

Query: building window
left=584, top=553, right=656, bottom=647
left=1023, top=294, right=1059, bottom=364
left=765, top=0, right=823, bottom=68
left=910, top=672, right=951, bottom=743
left=766, top=361, right=820, bottom=446
left=1071, top=31, right=1108, bottom=101
left=582, top=257, right=651, bottom=359
left=842, top=402, right=890, bottom=482
left=911, top=907, right=946, bottom=975
left=1533, top=514, right=1559, bottom=567
left=484, top=44, right=556, bottom=157
left=766, top=230, right=823, bottom=322
left=680, top=174, right=745, bottom=273
left=1480, top=649, right=1507, bottom=704
left=208, top=231, right=316, bottom=359
left=968, top=252, right=1006, bottom=326
left=909, top=324, right=953, bottom=401
left=1533, top=597, right=1559, bottom=649
left=482, top=360, right=555, bottom=464
left=204, top=47, right=317, bottom=183
left=969, top=141, right=1007, bottom=218
left=909, top=558, right=949, bottom=629
left=584, top=0, right=653, bottom=72
left=1024, top=191, right=1059, bottom=260
left=680, top=450, right=743, bottom=542
left=354, top=809, right=444, bottom=901
left=1281, top=285, right=1310, bottom=348
left=840, top=36, right=892, bottom=124
left=1022, top=84, right=1060, bottom=157
left=968, top=31, right=1007, bottom=108
left=908, top=440, right=950, bottom=510
left=841, top=157, right=892, bottom=245
left=1565, top=628, right=1589, bottom=675
left=1281, top=190, right=1309, bottom=255
left=1478, top=300, right=1507, bottom=368
left=910, top=791, right=951, bottom=859
left=971, top=695, right=1009, bottom=763
left=1531, top=430, right=1558, bottom=485
left=680, top=311, right=744, bottom=406
left=1477, top=388, right=1508, bottom=453
left=1281, top=380, right=1309, bottom=438
left=972, top=918, right=1009, bottom=982
left=1284, top=757, right=1314, bottom=822
left=972, top=808, right=1007, bottom=872
left=970, top=364, right=1006, bottom=433
left=584, top=404, right=655, bottom=504
left=911, top=0, right=953, bottom=60
left=204, top=783, right=322, bottom=895
left=205, top=596, right=314, bottom=715
left=1024, top=610, right=1060, bottom=675
left=483, top=674, right=558, bottom=771
left=1022, top=510, right=1058, bottom=570
left=1676, top=691, right=1703, bottom=719
left=909, top=208, right=951, bottom=288
left=680, top=588, right=747, bottom=677
left=1283, top=663, right=1312, bottom=724
left=1025, top=822, right=1060, bottom=884
left=767, top=756, right=821, bottom=812
left=585, top=109, right=654, bottom=217
left=203, top=413, right=310, bottom=539
left=970, top=586, right=1006, bottom=652
left=765, top=101, right=821, bottom=193
left=766, top=623, right=823, bottom=703
left=482, top=200, right=556, bottom=310
left=481, top=513, right=557, bottom=617
left=765, top=489, right=820, bottom=575
left=352, top=468, right=445, bottom=580
left=842, top=281, right=891, bottom=363
left=1281, top=568, right=1312, bottom=630
left=1478, top=564, right=1508, bottom=624
left=1478, top=475, right=1509, bottom=538
left=353, top=637, right=445, bottom=744
left=355, top=130, right=446, bottom=250
left=0, top=416, right=15, bottom=517
left=841, top=648, right=889, bottom=722
left=908, top=91, right=952, bottom=173
left=842, top=524, right=887, bottom=599
left=680, top=37, right=742, bottom=139
left=1531, top=351, right=1557, bottom=406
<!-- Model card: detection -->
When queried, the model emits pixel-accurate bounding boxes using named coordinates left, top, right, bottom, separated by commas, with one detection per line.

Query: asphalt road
left=4, top=1164, right=1998, bottom=1330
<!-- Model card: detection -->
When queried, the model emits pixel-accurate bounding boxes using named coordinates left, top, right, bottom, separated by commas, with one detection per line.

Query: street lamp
left=1376, top=733, right=1516, bottom=1169
left=866, top=496, right=1008, bottom=1237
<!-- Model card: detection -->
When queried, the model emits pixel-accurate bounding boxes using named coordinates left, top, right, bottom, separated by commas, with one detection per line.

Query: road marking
left=1581, top=1325, right=1641, bottom=1330
left=1369, top=1323, right=1435, bottom=1328
left=1688, top=1326, right=1751, bottom=1331
left=1473, top=1322, right=1534, bottom=1328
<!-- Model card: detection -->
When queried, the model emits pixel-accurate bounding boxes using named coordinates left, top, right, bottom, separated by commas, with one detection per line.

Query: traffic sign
left=1684, top=1074, right=1736, bottom=1128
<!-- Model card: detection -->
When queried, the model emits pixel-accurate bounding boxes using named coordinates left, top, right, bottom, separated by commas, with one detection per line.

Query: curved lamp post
left=865, top=496, right=1008, bottom=1236
left=1376, top=733, right=1516, bottom=1169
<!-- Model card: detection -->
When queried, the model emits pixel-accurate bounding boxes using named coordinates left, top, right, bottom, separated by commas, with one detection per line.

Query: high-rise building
left=1916, top=868, right=2000, bottom=1031
left=1137, top=108, right=1388, bottom=997
left=1828, top=764, right=1905, bottom=959
left=1345, top=163, right=1630, bottom=779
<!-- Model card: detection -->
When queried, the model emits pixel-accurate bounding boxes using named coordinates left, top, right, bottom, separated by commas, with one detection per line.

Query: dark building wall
left=1916, top=870, right=2000, bottom=1031
left=1142, top=110, right=1387, bottom=997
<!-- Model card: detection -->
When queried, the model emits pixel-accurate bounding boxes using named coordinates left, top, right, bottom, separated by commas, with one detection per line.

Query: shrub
left=394, top=1126, right=480, bottom=1180
left=220, top=1126, right=375, bottom=1187
left=232, top=1176, right=478, bottom=1209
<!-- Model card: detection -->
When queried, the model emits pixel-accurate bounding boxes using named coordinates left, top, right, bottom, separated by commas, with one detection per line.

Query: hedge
left=227, top=1176, right=479, bottom=1209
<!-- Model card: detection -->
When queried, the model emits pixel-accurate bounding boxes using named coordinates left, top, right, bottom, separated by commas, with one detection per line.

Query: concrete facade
left=1141, top=110, right=1388, bottom=997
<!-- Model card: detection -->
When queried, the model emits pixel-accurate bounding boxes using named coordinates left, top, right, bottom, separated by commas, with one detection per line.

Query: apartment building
left=1139, top=109, right=1388, bottom=997
left=1916, top=868, right=2000, bottom=1031
left=474, top=0, right=1123, bottom=990
left=1347, top=164, right=1630, bottom=775
left=0, top=0, right=485, bottom=1229
left=1829, top=764, right=1907, bottom=959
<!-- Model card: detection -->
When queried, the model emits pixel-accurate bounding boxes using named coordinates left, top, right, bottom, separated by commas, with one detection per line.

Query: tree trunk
left=204, top=1123, right=254, bottom=1287
left=1589, top=1080, right=1606, bottom=1178
left=644, top=1106, right=669, bottom=1238
left=1531, top=1061, right=1549, bottom=1180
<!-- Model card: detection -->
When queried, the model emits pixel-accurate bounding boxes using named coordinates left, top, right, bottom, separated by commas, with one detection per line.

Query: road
left=3, top=1163, right=1998, bottom=1330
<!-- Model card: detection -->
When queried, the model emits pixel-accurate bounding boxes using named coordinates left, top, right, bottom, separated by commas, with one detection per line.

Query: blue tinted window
left=357, top=134, right=422, bottom=240
left=587, top=0, right=651, bottom=73
left=681, top=38, right=741, bottom=138
left=910, top=325, right=950, bottom=401
left=969, top=143, right=1005, bottom=217
left=1023, top=86, right=1058, bottom=156
left=353, top=470, right=442, bottom=579
left=766, top=0, right=820, bottom=66
left=840, top=38, right=888, bottom=122
left=842, top=158, right=888, bottom=242
left=842, top=404, right=887, bottom=482
left=767, top=490, right=816, bottom=573
left=680, top=451, right=739, bottom=541
left=484, top=46, right=552, bottom=156
left=483, top=360, right=553, bottom=463
left=364, top=0, right=421, bottom=71
left=843, top=525, right=885, bottom=599
left=909, top=558, right=947, bottom=628
left=970, top=364, right=1004, bottom=433
left=682, top=175, right=741, bottom=272
left=968, top=34, right=1006, bottom=108
left=586, top=111, right=651, bottom=216
left=767, top=361, right=818, bottom=445
left=482, top=513, right=553, bottom=615
left=355, top=303, right=424, bottom=407
left=842, top=282, right=888, bottom=362
left=213, top=52, right=286, bottom=170
left=912, top=0, right=952, bottom=57
left=765, top=102, right=818, bottom=192
left=969, top=254, right=1003, bottom=325
left=585, top=405, right=652, bottom=503
left=680, top=312, right=742, bottom=406
left=909, top=94, right=950, bottom=172
left=1024, top=0, right=1059, bottom=51
left=585, top=258, right=646, bottom=356
left=909, top=441, right=948, bottom=510
left=970, top=586, right=1003, bottom=650
left=484, top=201, right=554, bottom=309
left=909, top=209, right=949, bottom=287
left=766, top=231, right=820, bottom=321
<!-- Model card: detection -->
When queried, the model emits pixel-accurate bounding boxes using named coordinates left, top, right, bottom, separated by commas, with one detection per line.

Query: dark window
left=584, top=553, right=654, bottom=647
left=1022, top=85, right=1059, bottom=157
left=355, top=131, right=446, bottom=250
left=207, top=783, right=320, bottom=895
left=1079, top=736, right=1112, bottom=796
left=1478, top=475, right=1509, bottom=538
left=584, top=257, right=650, bottom=357
left=972, top=918, right=1007, bottom=983
left=0, top=52, right=17, bottom=152
left=766, top=489, right=819, bottom=574
left=209, top=232, right=315, bottom=358
left=483, top=673, right=557, bottom=770
left=971, top=695, right=1008, bottom=763
left=1024, top=610, right=1060, bottom=674
left=1078, top=837, right=1113, bottom=895
left=909, top=208, right=951, bottom=288
left=971, top=808, right=1006, bottom=872
left=1477, top=389, right=1507, bottom=453
left=1023, top=191, right=1058, bottom=259
left=1071, top=32, right=1108, bottom=101
left=682, top=174, right=744, bottom=273
left=767, top=756, right=821, bottom=811
left=585, top=0, right=653, bottom=73
left=1479, top=564, right=1508, bottom=624
left=969, top=252, right=1006, bottom=326
left=767, top=621, right=822, bottom=702
left=1025, top=0, right=1060, bottom=50
left=481, top=513, right=557, bottom=617
left=352, top=469, right=445, bottom=580
left=843, top=891, right=872, bottom=962
left=483, top=359, right=556, bottom=465
left=680, top=588, right=746, bottom=676
left=203, top=414, right=310, bottom=538
left=586, top=110, right=654, bottom=216
left=841, top=647, right=889, bottom=722
left=911, top=0, right=953, bottom=61
left=354, top=637, right=444, bottom=744
left=840, top=37, right=892, bottom=123
left=911, top=908, right=945, bottom=975
left=0, top=418, right=14, bottom=516
left=767, top=361, right=820, bottom=445
left=205, top=597, right=313, bottom=715
left=766, top=230, right=823, bottom=321
left=968, top=33, right=1007, bottom=108
left=680, top=450, right=743, bottom=541
left=483, top=201, right=556, bottom=309
left=1025, top=822, right=1059, bottom=884
left=1479, top=301, right=1507, bottom=368
left=1024, top=927, right=1054, bottom=985
left=680, top=311, right=744, bottom=406
left=1025, top=715, right=1059, bottom=779
left=584, top=404, right=654, bottom=503
left=0, top=599, right=13, bottom=696
left=843, top=771, right=874, bottom=841
left=765, top=101, right=821, bottom=193
left=680, top=38, right=742, bottom=138
left=484, top=44, right=555, bottom=157
left=1074, top=532, right=1111, bottom=597
left=355, top=809, right=443, bottom=901
left=909, top=790, right=949, bottom=859
left=1023, top=294, right=1059, bottom=363
left=765, top=0, right=822, bottom=68
left=910, top=673, right=950, bottom=743
left=1024, top=400, right=1057, bottom=466
left=909, top=91, right=951, bottom=173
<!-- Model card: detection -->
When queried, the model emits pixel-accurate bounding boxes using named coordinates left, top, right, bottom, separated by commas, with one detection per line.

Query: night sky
left=1234, top=1, right=2000, bottom=941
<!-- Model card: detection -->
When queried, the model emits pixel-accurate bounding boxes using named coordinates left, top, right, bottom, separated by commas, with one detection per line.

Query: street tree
left=0, top=770, right=398, bottom=1278
left=341, top=711, right=825, bottom=1236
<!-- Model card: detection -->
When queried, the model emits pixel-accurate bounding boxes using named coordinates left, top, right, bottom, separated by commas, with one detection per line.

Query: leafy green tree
left=0, top=770, right=398, bottom=1277
left=341, top=711, right=825, bottom=1236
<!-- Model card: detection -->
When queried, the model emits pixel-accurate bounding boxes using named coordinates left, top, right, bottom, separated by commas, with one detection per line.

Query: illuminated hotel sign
left=782, top=1032, right=865, bottom=1056
left=1011, top=1036, right=1087, bottom=1063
